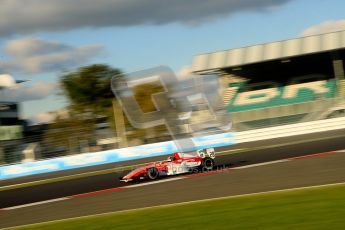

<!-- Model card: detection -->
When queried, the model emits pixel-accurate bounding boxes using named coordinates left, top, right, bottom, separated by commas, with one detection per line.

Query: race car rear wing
left=196, top=148, right=215, bottom=159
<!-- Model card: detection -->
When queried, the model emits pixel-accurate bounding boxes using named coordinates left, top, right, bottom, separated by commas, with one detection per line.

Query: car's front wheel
left=146, top=167, right=159, bottom=180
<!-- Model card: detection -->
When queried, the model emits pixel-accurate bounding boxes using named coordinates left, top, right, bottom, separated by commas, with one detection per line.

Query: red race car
left=120, top=148, right=216, bottom=182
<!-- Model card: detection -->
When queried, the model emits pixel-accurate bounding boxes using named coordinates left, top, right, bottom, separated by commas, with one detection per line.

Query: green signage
left=227, top=79, right=337, bottom=112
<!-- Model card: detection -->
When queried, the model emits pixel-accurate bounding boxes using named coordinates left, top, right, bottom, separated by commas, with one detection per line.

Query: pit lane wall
left=0, top=133, right=234, bottom=180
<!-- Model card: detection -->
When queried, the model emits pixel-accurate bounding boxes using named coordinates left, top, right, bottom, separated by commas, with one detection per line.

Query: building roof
left=192, top=30, right=345, bottom=74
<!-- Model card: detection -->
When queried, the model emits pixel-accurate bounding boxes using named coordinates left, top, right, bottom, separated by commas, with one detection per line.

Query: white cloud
left=0, top=37, right=105, bottom=73
left=0, top=0, right=292, bottom=37
left=176, top=65, right=194, bottom=80
left=28, top=109, right=69, bottom=125
left=1, top=81, right=57, bottom=102
left=301, top=19, right=345, bottom=36
left=5, top=37, right=71, bottom=57
left=29, top=112, right=56, bottom=125
left=0, top=74, right=16, bottom=88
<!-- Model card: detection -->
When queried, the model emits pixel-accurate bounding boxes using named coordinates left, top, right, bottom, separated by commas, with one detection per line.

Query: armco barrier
left=235, top=116, right=345, bottom=143
left=0, top=132, right=234, bottom=180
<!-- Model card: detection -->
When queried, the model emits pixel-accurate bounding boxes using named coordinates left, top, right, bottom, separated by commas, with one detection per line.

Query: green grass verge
left=14, top=183, right=345, bottom=230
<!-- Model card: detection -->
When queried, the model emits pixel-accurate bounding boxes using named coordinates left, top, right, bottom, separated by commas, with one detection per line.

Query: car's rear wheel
left=200, top=157, right=214, bottom=172
left=146, top=167, right=159, bottom=180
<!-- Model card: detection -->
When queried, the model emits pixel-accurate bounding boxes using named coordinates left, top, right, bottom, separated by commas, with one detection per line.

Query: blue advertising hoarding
left=0, top=132, right=234, bottom=180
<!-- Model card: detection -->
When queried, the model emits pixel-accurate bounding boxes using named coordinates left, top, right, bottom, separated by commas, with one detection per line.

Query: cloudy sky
left=0, top=0, right=345, bottom=123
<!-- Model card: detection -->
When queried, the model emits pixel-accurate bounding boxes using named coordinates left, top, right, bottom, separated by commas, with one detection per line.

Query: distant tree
left=60, top=64, right=122, bottom=117
left=42, top=64, right=173, bottom=155
left=41, top=112, right=96, bottom=157
left=40, top=64, right=122, bottom=154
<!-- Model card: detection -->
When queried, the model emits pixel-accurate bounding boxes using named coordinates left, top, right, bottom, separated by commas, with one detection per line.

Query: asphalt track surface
left=0, top=129, right=345, bottom=228
left=1, top=149, right=345, bottom=228
left=1, top=128, right=345, bottom=187
left=1, top=129, right=345, bottom=207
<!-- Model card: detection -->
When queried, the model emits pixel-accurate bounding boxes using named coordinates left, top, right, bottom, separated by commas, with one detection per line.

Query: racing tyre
left=146, top=167, right=159, bottom=180
left=200, top=157, right=214, bottom=172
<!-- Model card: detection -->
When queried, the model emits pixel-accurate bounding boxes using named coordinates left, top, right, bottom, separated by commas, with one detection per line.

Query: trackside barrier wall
left=235, top=116, right=345, bottom=143
left=0, top=133, right=234, bottom=180
left=2, top=116, right=344, bottom=180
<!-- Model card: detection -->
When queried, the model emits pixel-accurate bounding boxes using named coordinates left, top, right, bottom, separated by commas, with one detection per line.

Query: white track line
left=3, top=181, right=345, bottom=230
left=1, top=178, right=185, bottom=211
left=0, top=147, right=333, bottom=190
left=233, top=159, right=290, bottom=169
left=4, top=197, right=70, bottom=210
left=1, top=150, right=341, bottom=212
left=0, top=149, right=242, bottom=191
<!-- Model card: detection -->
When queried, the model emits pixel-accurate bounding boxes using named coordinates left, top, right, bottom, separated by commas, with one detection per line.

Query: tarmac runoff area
left=0, top=150, right=344, bottom=229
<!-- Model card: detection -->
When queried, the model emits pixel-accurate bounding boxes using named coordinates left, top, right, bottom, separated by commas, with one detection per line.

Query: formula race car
left=120, top=148, right=216, bottom=182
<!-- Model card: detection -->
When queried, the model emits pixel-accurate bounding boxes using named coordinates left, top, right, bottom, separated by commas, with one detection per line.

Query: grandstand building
left=192, top=30, right=345, bottom=131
